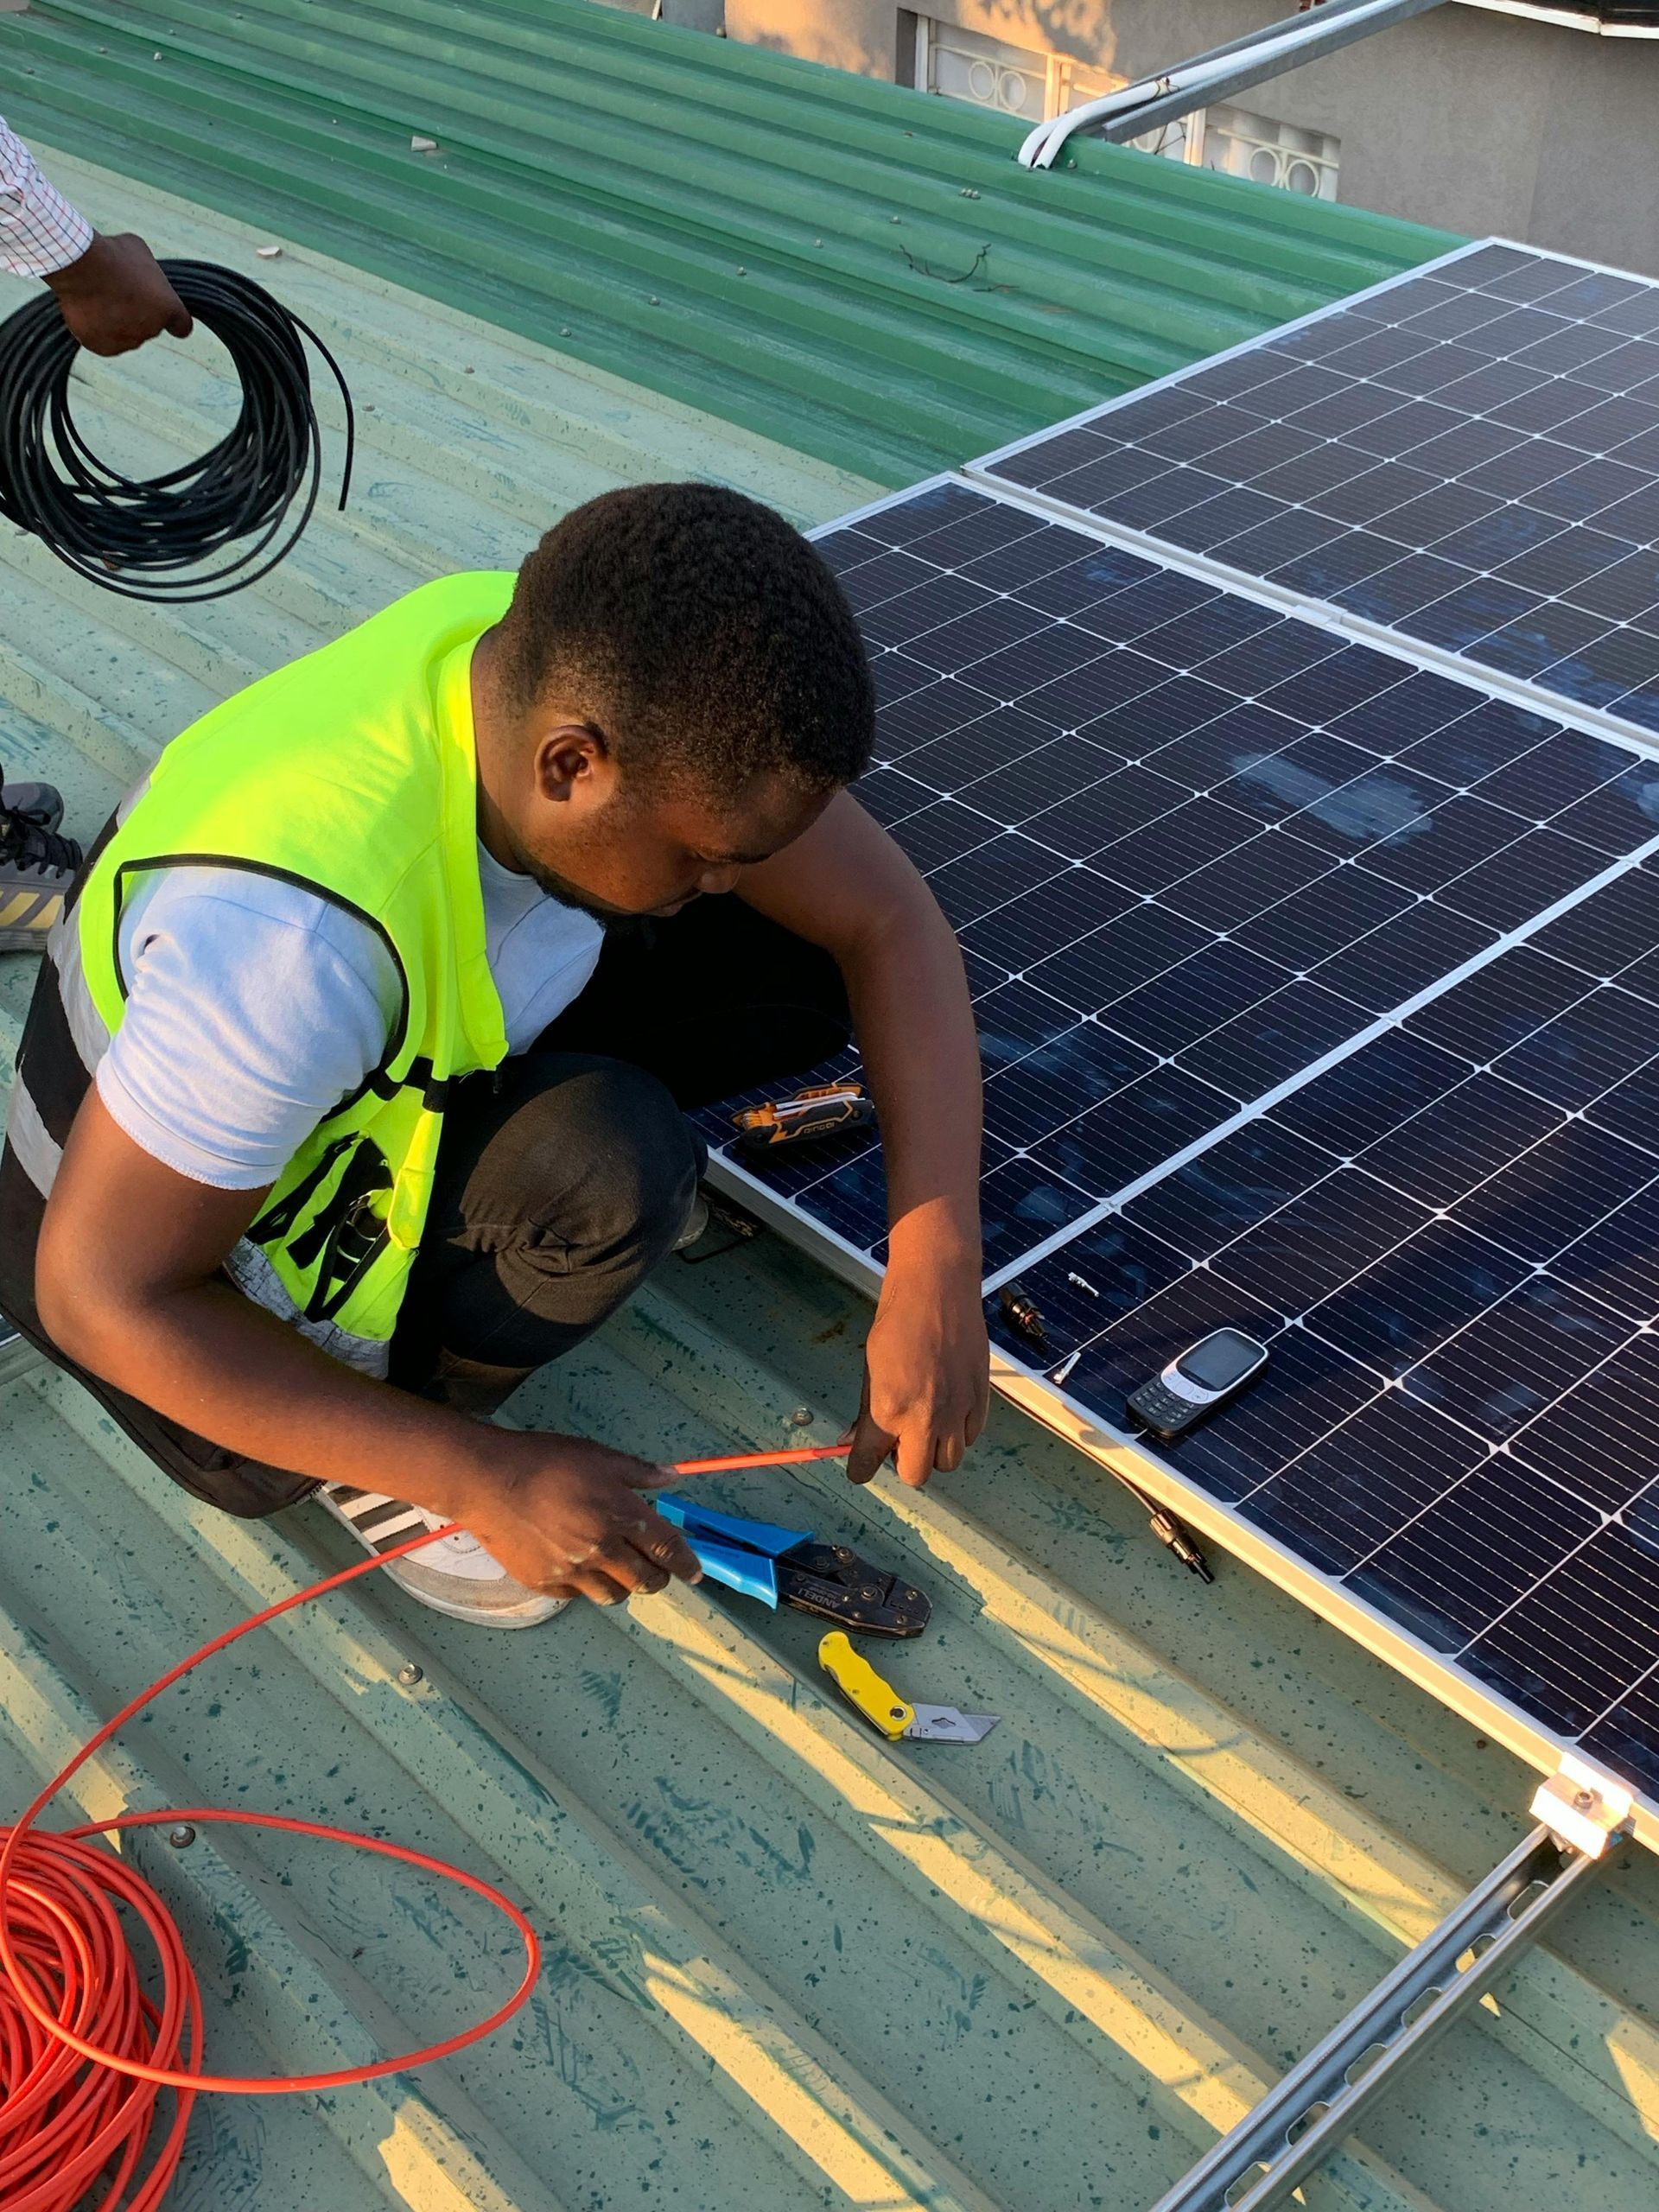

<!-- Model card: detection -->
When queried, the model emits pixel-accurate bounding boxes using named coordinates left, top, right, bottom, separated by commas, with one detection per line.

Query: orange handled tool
left=732, top=1080, right=875, bottom=1154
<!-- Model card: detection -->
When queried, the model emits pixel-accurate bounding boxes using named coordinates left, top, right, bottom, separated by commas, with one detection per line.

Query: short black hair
left=498, top=482, right=874, bottom=794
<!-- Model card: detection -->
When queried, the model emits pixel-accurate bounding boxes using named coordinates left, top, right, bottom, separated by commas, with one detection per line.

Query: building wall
left=724, top=0, right=1659, bottom=277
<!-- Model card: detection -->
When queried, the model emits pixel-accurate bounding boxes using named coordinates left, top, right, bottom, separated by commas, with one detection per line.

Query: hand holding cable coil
left=0, top=258, right=353, bottom=601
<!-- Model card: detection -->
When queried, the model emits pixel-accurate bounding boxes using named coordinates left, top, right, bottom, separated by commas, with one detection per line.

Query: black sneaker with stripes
left=0, top=772, right=79, bottom=955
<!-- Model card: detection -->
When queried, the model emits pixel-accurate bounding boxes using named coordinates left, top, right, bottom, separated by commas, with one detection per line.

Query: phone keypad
left=1127, top=1377, right=1203, bottom=1437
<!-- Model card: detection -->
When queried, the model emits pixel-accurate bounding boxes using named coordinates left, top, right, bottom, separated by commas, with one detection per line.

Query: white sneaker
left=316, top=1484, right=568, bottom=1628
left=673, top=1192, right=711, bottom=1251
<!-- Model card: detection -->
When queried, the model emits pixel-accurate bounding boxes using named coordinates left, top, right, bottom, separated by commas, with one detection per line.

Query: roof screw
left=789, top=1406, right=813, bottom=1428
left=168, top=1824, right=197, bottom=1850
left=648, top=295, right=661, bottom=306
left=814, top=238, right=823, bottom=246
left=397, top=1662, right=423, bottom=1687
left=737, top=264, right=747, bottom=275
left=890, top=214, right=900, bottom=224
left=560, top=326, right=572, bottom=336
left=463, top=365, right=474, bottom=373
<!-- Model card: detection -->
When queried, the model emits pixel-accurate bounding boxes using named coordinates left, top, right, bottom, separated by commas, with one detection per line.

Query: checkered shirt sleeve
left=0, top=116, right=93, bottom=278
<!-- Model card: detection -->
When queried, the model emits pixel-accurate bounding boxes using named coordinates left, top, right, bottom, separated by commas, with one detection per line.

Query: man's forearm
left=734, top=796, right=989, bottom=1484
left=0, top=117, right=93, bottom=278
left=840, top=886, right=982, bottom=1262
left=35, top=1094, right=702, bottom=1601
left=836, top=877, right=989, bottom=1483
left=51, top=1275, right=503, bottom=1520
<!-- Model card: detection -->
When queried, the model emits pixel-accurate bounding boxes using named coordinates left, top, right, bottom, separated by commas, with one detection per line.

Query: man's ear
left=535, top=721, right=609, bottom=804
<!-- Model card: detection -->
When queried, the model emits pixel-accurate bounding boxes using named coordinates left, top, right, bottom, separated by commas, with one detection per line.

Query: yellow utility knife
left=817, top=1632, right=1000, bottom=1744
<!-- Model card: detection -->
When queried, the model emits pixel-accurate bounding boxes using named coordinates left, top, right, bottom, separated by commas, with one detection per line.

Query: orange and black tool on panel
left=732, top=1079, right=876, bottom=1156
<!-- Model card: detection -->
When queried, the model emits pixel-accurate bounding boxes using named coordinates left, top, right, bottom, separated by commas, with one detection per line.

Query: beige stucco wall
left=724, top=1, right=1659, bottom=277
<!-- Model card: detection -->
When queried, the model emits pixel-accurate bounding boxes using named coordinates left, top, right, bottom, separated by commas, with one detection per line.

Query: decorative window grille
left=1199, top=102, right=1342, bottom=198
left=913, top=21, right=1341, bottom=196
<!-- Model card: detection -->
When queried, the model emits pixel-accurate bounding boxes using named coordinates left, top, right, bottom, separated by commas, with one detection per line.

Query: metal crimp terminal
left=1530, top=1753, right=1635, bottom=1859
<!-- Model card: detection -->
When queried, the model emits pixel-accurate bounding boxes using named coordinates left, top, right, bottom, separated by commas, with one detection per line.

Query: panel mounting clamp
left=1530, top=1751, right=1636, bottom=1859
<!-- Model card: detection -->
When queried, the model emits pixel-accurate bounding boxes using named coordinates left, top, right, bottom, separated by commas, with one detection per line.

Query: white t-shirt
left=96, top=843, right=604, bottom=1190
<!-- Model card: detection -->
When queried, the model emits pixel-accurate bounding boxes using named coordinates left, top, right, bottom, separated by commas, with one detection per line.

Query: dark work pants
left=0, top=898, right=850, bottom=1517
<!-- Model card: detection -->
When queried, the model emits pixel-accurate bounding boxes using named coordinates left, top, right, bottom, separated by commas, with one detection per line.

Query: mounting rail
left=1020, top=0, right=1449, bottom=170
left=1151, top=1755, right=1635, bottom=2211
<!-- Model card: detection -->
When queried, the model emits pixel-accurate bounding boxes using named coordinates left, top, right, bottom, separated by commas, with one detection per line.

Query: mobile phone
left=1127, top=1328, right=1269, bottom=1441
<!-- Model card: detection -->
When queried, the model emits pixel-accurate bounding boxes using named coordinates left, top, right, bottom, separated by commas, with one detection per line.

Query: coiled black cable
left=0, top=259, right=353, bottom=603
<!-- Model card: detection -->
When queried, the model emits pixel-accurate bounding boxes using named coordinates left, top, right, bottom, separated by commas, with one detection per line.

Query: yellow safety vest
left=72, top=573, right=515, bottom=1367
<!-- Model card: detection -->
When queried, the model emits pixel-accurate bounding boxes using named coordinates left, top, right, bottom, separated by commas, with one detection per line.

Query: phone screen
left=1174, top=1330, right=1264, bottom=1394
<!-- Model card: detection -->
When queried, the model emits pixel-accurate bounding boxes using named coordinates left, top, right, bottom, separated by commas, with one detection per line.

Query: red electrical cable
left=0, top=1441, right=844, bottom=2212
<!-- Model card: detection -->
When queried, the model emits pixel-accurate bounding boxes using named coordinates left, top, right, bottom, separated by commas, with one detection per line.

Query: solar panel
left=976, top=242, right=1659, bottom=747
left=1004, top=918, right=1659, bottom=1730
left=700, top=461, right=1659, bottom=1840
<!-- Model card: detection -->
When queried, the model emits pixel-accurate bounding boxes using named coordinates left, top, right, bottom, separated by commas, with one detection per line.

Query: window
left=912, top=17, right=1116, bottom=123
left=1200, top=104, right=1341, bottom=200
left=910, top=19, right=1341, bottom=199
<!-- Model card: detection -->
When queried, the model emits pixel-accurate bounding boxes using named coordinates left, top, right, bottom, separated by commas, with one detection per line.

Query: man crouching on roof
left=0, top=485, right=989, bottom=1625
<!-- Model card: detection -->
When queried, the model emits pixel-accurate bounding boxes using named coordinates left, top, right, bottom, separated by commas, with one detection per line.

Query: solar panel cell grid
left=977, top=907, right=1659, bottom=1793
left=1346, top=1465, right=1604, bottom=1656
left=1586, top=1673, right=1659, bottom=1802
left=1399, top=1279, right=1629, bottom=1442
left=1462, top=1527, right=1659, bottom=1738
left=698, top=467, right=1659, bottom=1818
left=1242, top=1390, right=1492, bottom=1580
left=982, top=244, right=1659, bottom=741
left=710, top=482, right=1659, bottom=1291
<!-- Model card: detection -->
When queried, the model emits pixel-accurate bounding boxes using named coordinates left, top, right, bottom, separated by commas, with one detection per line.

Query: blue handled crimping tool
left=657, top=1497, right=931, bottom=1637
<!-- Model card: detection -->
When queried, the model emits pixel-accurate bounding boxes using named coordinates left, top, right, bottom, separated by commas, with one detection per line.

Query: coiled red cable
left=0, top=1442, right=847, bottom=2211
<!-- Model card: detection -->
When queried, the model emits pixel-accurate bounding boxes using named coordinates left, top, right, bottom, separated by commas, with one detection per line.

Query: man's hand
left=845, top=1237, right=990, bottom=1488
left=46, top=232, right=192, bottom=356
left=449, top=1432, right=704, bottom=1608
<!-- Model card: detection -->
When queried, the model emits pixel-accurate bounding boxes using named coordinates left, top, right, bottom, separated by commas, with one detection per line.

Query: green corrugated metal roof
left=3, top=104, right=1658, bottom=2212
left=1, top=0, right=1459, bottom=484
